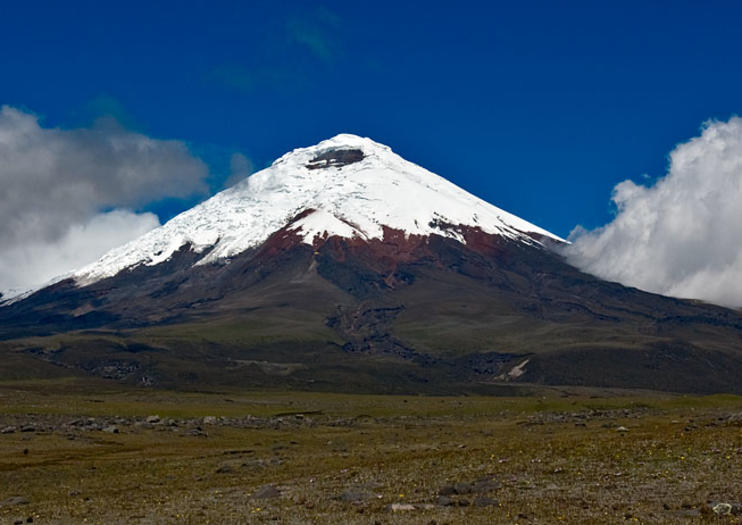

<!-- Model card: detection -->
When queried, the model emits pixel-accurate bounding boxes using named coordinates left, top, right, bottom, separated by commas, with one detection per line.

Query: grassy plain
left=1, top=380, right=741, bottom=523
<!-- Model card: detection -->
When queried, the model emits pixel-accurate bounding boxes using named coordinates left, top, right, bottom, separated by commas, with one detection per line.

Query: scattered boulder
left=202, top=416, right=218, bottom=425
left=253, top=485, right=281, bottom=499
left=472, top=476, right=502, bottom=493
left=438, top=485, right=457, bottom=496
left=1, top=426, right=16, bottom=434
left=0, top=496, right=30, bottom=507
left=438, top=481, right=474, bottom=496
left=215, top=464, right=234, bottom=474
left=712, top=502, right=733, bottom=515
left=473, top=497, right=498, bottom=507
left=334, top=490, right=373, bottom=503
left=387, top=503, right=416, bottom=512
left=241, top=458, right=267, bottom=469
left=439, top=481, right=480, bottom=495
left=616, top=426, right=629, bottom=433
left=145, top=415, right=160, bottom=424
left=102, top=426, right=119, bottom=434
left=453, top=482, right=473, bottom=494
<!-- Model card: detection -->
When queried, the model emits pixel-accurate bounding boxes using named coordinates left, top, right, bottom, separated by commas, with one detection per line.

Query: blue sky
left=1, top=0, right=741, bottom=238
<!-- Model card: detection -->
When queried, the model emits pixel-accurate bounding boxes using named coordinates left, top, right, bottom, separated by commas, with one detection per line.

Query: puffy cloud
left=564, top=117, right=742, bottom=307
left=0, top=211, right=159, bottom=297
left=0, top=106, right=209, bottom=295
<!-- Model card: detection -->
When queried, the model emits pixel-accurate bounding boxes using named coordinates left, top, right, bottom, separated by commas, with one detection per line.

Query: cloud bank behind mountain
left=565, top=117, right=742, bottom=308
left=0, top=106, right=209, bottom=296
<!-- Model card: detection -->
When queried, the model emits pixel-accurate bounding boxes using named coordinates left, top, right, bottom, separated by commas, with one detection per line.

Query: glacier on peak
left=70, top=134, right=563, bottom=286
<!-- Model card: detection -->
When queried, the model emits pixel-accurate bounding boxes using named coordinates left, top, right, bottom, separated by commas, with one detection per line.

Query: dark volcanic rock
left=472, top=476, right=502, bottom=493
left=334, top=490, right=374, bottom=503
left=438, top=485, right=457, bottom=496
left=0, top=496, right=30, bottom=507
left=453, top=482, right=473, bottom=495
left=306, top=148, right=364, bottom=170
left=437, top=496, right=455, bottom=506
left=3, top=213, right=742, bottom=395
left=252, top=485, right=281, bottom=499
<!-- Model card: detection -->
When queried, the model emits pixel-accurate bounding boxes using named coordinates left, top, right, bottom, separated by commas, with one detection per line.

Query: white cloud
left=564, top=116, right=742, bottom=308
left=0, top=105, right=209, bottom=295
left=0, top=211, right=160, bottom=296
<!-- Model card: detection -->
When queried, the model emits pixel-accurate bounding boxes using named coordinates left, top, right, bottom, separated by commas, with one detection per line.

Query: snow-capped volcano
left=73, top=134, right=562, bottom=286
left=5, top=135, right=742, bottom=396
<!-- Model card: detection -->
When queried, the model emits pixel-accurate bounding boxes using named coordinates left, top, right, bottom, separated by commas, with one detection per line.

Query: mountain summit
left=74, top=134, right=562, bottom=286
left=2, top=135, right=742, bottom=395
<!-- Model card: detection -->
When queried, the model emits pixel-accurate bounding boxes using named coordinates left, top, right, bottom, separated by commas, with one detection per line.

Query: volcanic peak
left=70, top=134, right=563, bottom=287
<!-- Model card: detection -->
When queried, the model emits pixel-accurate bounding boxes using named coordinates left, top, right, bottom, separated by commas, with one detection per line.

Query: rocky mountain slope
left=1, top=135, right=742, bottom=394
